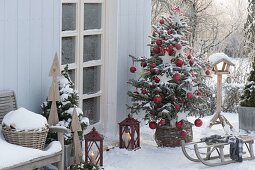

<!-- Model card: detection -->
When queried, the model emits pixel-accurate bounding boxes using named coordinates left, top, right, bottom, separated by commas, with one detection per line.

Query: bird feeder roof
left=119, top=114, right=140, bottom=126
left=84, top=127, right=104, bottom=141
left=208, top=53, right=235, bottom=66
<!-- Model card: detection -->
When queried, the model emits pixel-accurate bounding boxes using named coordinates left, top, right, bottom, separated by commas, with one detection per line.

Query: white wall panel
left=116, top=0, right=151, bottom=122
left=0, top=0, right=4, bottom=90
left=29, top=0, right=43, bottom=111
left=0, top=0, right=61, bottom=113
left=17, top=0, right=30, bottom=108
left=4, top=0, right=18, bottom=93
left=41, top=0, right=54, bottom=103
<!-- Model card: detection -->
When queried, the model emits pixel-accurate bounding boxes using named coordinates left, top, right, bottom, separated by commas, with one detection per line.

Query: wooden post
left=209, top=73, right=233, bottom=129
left=71, top=107, right=82, bottom=164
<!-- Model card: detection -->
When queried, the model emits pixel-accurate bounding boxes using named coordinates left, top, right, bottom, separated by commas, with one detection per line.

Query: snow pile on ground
left=0, top=132, right=61, bottom=169
left=104, top=113, right=255, bottom=170
left=2, top=107, right=48, bottom=131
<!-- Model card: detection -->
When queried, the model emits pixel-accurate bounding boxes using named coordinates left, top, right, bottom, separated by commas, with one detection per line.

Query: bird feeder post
left=208, top=53, right=235, bottom=130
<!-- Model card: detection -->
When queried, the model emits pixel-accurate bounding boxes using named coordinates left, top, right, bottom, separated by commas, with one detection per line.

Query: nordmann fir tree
left=127, top=7, right=211, bottom=135
left=41, top=65, right=89, bottom=144
left=240, top=57, right=255, bottom=107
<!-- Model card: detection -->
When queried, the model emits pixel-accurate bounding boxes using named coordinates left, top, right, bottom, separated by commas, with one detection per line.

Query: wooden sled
left=181, top=135, right=255, bottom=166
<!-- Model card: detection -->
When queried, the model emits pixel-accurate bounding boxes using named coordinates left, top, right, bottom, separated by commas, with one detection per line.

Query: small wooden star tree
left=48, top=53, right=60, bottom=125
left=71, top=107, right=82, bottom=164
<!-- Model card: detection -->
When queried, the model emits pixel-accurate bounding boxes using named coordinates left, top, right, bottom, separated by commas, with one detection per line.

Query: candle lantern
left=119, top=114, right=140, bottom=150
left=84, top=127, right=104, bottom=166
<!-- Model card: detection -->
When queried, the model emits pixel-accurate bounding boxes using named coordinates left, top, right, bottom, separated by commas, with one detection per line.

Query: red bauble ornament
left=194, top=118, right=203, bottom=127
left=153, top=95, right=162, bottom=104
left=149, top=121, right=157, bottom=129
left=167, top=29, right=173, bottom=35
left=130, top=66, right=137, bottom=73
left=175, top=43, right=182, bottom=50
left=176, top=58, right=184, bottom=67
left=159, top=19, right=164, bottom=25
left=176, top=121, right=183, bottom=129
left=156, top=39, right=163, bottom=46
left=175, top=104, right=181, bottom=111
left=205, top=70, right=210, bottom=75
left=153, top=47, right=161, bottom=54
left=189, top=60, right=194, bottom=66
left=154, top=76, right=160, bottom=83
left=141, top=88, right=147, bottom=94
left=167, top=44, right=174, bottom=55
left=141, top=62, right=147, bottom=68
left=180, top=130, right=187, bottom=138
left=159, top=119, right=166, bottom=126
left=173, top=73, right=181, bottom=81
left=187, top=54, right=192, bottom=60
left=187, top=92, right=193, bottom=99
left=150, top=63, right=157, bottom=68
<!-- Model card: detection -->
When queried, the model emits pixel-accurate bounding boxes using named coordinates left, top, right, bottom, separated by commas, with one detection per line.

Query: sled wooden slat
left=182, top=136, right=255, bottom=167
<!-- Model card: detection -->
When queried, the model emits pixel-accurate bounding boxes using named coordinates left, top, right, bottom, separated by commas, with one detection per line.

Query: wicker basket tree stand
left=155, top=124, right=193, bottom=147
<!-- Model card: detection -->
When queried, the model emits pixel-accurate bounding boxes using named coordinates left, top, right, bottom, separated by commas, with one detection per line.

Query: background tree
left=240, top=57, right=255, bottom=107
left=244, top=0, right=255, bottom=58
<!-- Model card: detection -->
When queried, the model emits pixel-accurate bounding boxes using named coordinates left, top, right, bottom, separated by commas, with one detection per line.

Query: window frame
left=61, top=0, right=105, bottom=127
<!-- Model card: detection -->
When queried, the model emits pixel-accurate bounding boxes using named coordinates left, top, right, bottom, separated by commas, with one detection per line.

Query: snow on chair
left=0, top=90, right=67, bottom=170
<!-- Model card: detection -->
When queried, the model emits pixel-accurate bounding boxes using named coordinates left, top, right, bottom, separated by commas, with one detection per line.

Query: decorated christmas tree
left=240, top=57, right=255, bottom=107
left=42, top=65, right=89, bottom=144
left=127, top=7, right=211, bottom=131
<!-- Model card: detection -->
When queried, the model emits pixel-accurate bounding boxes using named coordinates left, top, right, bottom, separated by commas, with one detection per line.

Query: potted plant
left=41, top=65, right=89, bottom=167
left=238, top=57, right=255, bottom=131
left=127, top=7, right=211, bottom=147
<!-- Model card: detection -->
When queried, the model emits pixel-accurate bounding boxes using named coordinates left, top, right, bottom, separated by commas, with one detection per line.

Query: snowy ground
left=103, top=113, right=255, bottom=170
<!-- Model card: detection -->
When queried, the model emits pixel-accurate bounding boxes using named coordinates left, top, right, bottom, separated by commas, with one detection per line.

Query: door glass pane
left=68, top=69, right=75, bottom=84
left=83, top=97, right=100, bottom=124
left=62, top=37, right=75, bottom=64
left=62, top=3, right=76, bottom=31
left=84, top=3, right=102, bottom=30
left=83, top=35, right=101, bottom=62
left=83, top=66, right=100, bottom=94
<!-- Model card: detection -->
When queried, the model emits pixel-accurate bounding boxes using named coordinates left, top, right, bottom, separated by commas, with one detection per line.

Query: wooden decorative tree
left=71, top=107, right=82, bottom=164
left=48, top=53, right=60, bottom=125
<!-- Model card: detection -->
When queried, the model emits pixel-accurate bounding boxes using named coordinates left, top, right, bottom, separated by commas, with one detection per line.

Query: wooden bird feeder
left=84, top=127, right=104, bottom=166
left=208, top=53, right=235, bottom=129
left=119, top=114, right=140, bottom=150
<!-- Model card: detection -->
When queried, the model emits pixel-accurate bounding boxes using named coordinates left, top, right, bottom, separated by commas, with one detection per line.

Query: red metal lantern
left=84, top=127, right=104, bottom=166
left=119, top=114, right=140, bottom=150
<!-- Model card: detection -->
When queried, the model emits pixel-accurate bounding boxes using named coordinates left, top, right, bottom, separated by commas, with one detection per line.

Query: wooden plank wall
left=116, top=0, right=151, bottom=122
left=0, top=0, right=60, bottom=112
